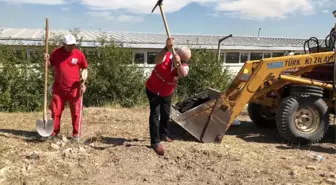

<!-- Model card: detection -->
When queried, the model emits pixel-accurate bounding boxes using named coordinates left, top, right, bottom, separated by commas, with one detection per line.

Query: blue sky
left=0, top=0, right=335, bottom=38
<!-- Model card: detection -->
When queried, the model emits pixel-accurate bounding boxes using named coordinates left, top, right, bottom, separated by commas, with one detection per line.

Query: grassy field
left=0, top=107, right=335, bottom=185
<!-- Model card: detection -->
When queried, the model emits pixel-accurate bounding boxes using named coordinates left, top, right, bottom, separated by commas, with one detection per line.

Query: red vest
left=146, top=52, right=188, bottom=97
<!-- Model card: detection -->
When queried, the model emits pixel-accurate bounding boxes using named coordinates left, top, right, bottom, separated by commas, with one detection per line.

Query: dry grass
left=0, top=107, right=335, bottom=185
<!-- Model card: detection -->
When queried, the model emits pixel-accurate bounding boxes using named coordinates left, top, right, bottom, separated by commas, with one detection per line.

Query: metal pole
left=217, top=34, right=233, bottom=61
left=257, top=28, right=261, bottom=40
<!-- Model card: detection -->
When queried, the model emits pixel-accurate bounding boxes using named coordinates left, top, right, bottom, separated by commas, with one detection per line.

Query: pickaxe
left=151, top=0, right=176, bottom=55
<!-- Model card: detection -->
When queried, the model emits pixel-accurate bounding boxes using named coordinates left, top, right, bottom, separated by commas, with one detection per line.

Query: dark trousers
left=146, top=88, right=172, bottom=145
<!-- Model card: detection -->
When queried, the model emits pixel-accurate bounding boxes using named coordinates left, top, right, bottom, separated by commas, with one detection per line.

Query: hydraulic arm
left=171, top=51, right=336, bottom=143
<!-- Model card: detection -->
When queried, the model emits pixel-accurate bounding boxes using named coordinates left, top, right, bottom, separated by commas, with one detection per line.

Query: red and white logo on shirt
left=71, top=58, right=78, bottom=65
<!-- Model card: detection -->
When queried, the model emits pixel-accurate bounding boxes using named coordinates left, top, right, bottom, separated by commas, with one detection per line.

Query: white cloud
left=79, top=0, right=189, bottom=13
left=313, top=0, right=333, bottom=7
left=87, top=11, right=115, bottom=20
left=209, top=12, right=220, bottom=17
left=61, top=7, right=70, bottom=11
left=1, top=0, right=334, bottom=20
left=116, top=15, right=143, bottom=22
left=322, top=9, right=329, bottom=13
left=214, top=0, right=315, bottom=20
left=87, top=12, right=144, bottom=22
left=0, top=0, right=66, bottom=5
left=78, top=0, right=332, bottom=20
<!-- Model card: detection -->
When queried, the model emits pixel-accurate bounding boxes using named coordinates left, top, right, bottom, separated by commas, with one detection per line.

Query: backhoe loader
left=170, top=14, right=336, bottom=144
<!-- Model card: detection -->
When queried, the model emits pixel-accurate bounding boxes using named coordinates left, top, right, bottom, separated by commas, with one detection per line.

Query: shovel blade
left=36, top=119, right=54, bottom=137
left=170, top=88, right=233, bottom=143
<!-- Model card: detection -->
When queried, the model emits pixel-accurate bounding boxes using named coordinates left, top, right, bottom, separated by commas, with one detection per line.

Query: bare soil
left=0, top=107, right=335, bottom=185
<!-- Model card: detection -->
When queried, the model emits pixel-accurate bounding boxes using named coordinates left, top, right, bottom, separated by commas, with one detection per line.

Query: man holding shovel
left=44, top=34, right=88, bottom=141
left=145, top=37, right=191, bottom=155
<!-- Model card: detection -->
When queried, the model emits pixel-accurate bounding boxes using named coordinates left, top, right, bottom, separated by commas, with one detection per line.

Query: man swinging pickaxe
left=151, top=0, right=191, bottom=71
left=147, top=0, right=192, bottom=155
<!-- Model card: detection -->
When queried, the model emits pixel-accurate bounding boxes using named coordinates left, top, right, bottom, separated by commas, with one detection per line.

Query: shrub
left=84, top=43, right=146, bottom=108
left=0, top=30, right=234, bottom=112
left=0, top=43, right=59, bottom=112
left=174, top=48, right=234, bottom=101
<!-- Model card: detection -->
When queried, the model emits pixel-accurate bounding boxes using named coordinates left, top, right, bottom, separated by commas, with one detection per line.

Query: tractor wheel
left=276, top=95, right=330, bottom=144
left=290, top=85, right=324, bottom=98
left=290, top=85, right=323, bottom=91
left=247, top=103, right=276, bottom=128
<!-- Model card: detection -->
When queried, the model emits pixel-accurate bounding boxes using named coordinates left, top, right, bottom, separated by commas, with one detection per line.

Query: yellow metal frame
left=212, top=51, right=336, bottom=129
left=171, top=14, right=336, bottom=143
left=170, top=51, right=336, bottom=143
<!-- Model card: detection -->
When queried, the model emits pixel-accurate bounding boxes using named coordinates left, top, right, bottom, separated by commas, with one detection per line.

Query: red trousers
left=49, top=85, right=82, bottom=137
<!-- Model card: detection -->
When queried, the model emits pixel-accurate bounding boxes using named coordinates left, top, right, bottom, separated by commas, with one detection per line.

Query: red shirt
left=50, top=47, right=88, bottom=89
left=146, top=52, right=188, bottom=97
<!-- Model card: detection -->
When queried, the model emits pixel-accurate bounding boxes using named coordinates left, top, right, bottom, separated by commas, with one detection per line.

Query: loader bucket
left=171, top=88, right=233, bottom=143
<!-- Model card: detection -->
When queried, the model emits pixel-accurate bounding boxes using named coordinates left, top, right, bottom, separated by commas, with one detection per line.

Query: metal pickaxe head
left=151, top=0, right=163, bottom=13
left=333, top=10, right=336, bottom=17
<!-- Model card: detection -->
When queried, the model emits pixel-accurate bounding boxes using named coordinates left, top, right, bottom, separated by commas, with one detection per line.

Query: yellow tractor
left=171, top=12, right=336, bottom=144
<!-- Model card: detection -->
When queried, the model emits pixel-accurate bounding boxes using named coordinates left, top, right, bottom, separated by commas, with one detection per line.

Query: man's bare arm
left=173, top=54, right=188, bottom=78
left=154, top=37, right=174, bottom=65
left=154, top=47, right=169, bottom=65
left=176, top=65, right=188, bottom=78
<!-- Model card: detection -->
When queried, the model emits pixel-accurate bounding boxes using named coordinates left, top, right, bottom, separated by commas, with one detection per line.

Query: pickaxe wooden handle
left=151, top=0, right=176, bottom=55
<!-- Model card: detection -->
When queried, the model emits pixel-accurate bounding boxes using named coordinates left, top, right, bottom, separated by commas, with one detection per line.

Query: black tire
left=290, top=89, right=324, bottom=94
left=290, top=92, right=323, bottom=98
left=290, top=85, right=323, bottom=91
left=247, top=103, right=276, bottom=128
left=290, top=85, right=324, bottom=97
left=276, top=95, right=330, bottom=144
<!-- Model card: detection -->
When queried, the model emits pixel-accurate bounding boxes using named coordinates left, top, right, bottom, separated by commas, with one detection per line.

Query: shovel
left=36, top=18, right=54, bottom=137
left=77, top=69, right=88, bottom=143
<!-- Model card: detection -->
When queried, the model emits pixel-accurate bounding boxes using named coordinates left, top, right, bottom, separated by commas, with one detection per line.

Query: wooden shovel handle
left=44, top=18, right=49, bottom=120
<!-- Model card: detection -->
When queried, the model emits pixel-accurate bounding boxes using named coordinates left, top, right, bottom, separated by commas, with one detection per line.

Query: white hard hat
left=63, top=35, right=77, bottom=45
